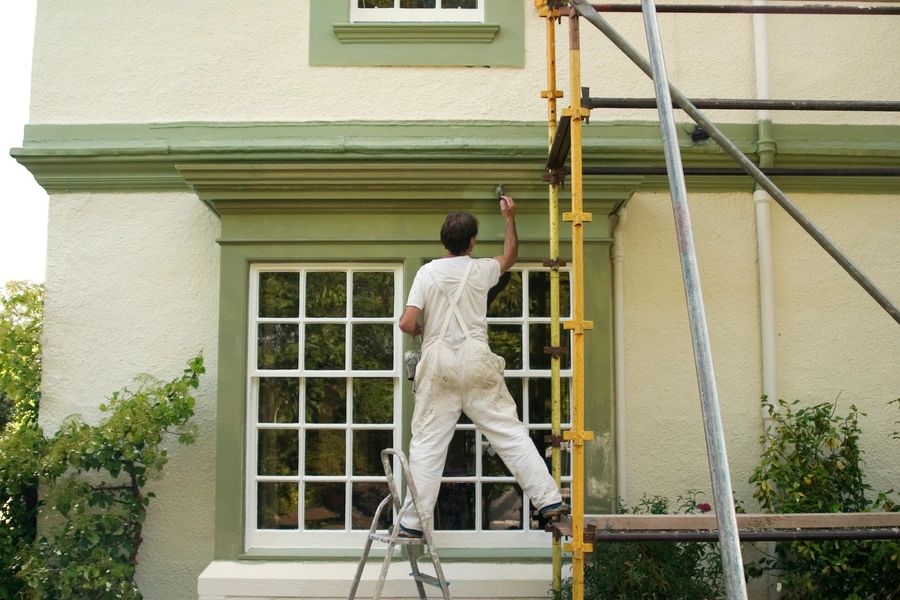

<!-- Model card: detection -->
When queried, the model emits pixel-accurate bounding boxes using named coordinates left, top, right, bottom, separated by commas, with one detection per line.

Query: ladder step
left=370, top=532, right=426, bottom=545
left=411, top=572, right=449, bottom=588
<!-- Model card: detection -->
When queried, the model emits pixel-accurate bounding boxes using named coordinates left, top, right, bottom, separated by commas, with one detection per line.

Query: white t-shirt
left=406, top=256, right=501, bottom=348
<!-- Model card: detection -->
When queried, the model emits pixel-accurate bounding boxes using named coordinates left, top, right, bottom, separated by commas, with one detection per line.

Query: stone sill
left=198, top=560, right=559, bottom=599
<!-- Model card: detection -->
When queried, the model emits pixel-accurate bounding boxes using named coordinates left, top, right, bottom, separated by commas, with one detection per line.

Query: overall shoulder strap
left=437, top=260, right=476, bottom=340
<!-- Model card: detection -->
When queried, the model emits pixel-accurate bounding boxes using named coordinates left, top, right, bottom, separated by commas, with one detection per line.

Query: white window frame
left=245, top=263, right=404, bottom=551
left=431, top=263, right=574, bottom=549
left=350, top=1, right=484, bottom=23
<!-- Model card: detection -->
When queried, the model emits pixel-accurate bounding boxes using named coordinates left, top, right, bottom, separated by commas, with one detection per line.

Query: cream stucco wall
left=40, top=192, right=221, bottom=600
left=620, top=191, right=900, bottom=508
left=28, top=0, right=900, bottom=125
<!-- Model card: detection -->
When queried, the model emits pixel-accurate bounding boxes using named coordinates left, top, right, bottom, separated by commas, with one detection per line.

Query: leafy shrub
left=12, top=355, right=204, bottom=600
left=554, top=492, right=726, bottom=600
left=0, top=281, right=43, bottom=599
left=749, top=397, right=900, bottom=599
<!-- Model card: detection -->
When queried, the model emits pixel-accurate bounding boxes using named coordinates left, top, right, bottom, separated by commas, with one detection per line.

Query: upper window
left=351, top=0, right=484, bottom=23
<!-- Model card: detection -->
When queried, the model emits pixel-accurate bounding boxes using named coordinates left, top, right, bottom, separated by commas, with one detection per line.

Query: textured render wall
left=29, top=1, right=900, bottom=125
left=40, top=192, right=221, bottom=600
left=620, top=191, right=900, bottom=509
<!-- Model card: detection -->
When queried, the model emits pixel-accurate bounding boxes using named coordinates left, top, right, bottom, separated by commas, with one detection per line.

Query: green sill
left=333, top=23, right=500, bottom=44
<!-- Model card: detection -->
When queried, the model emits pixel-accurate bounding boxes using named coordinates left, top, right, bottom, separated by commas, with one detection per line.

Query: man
left=397, top=195, right=566, bottom=538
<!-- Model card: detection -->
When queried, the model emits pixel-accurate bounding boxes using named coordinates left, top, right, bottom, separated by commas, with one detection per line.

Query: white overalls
left=400, top=257, right=562, bottom=533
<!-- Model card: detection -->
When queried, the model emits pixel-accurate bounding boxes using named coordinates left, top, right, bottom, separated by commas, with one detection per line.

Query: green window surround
left=309, top=0, right=525, bottom=67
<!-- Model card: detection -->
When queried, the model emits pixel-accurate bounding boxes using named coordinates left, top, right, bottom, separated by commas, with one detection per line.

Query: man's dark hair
left=440, top=212, right=479, bottom=256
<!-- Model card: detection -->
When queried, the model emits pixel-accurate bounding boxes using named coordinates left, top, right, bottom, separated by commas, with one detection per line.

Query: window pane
left=488, top=324, right=522, bottom=369
left=434, top=483, right=475, bottom=530
left=359, top=0, right=394, bottom=7
left=529, top=378, right=571, bottom=424
left=353, top=272, right=394, bottom=318
left=401, top=0, right=436, bottom=7
left=487, top=271, right=522, bottom=318
left=353, top=430, right=393, bottom=476
left=258, top=429, right=298, bottom=476
left=305, top=430, right=346, bottom=476
left=352, top=482, right=393, bottom=530
left=353, top=378, right=393, bottom=424
left=305, top=482, right=345, bottom=530
left=443, top=0, right=477, bottom=7
left=443, top=429, right=475, bottom=477
left=305, top=323, right=346, bottom=370
left=528, top=271, right=571, bottom=319
left=259, top=272, right=300, bottom=318
left=259, top=378, right=299, bottom=423
left=257, top=482, right=298, bottom=529
left=258, top=324, right=299, bottom=370
left=483, top=482, right=523, bottom=531
left=529, top=324, right=571, bottom=370
left=352, top=324, right=393, bottom=370
left=305, top=378, right=346, bottom=424
left=306, top=272, right=346, bottom=318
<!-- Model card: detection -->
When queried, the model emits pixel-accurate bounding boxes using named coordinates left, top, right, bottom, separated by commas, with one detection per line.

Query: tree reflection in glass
left=306, top=272, right=346, bottom=318
left=259, top=272, right=300, bottom=318
left=353, top=272, right=394, bottom=318
left=352, top=324, right=392, bottom=370
left=305, top=378, right=346, bottom=424
left=258, top=378, right=300, bottom=423
left=258, top=324, right=299, bottom=370
left=305, top=482, right=345, bottom=530
left=305, top=324, right=345, bottom=370
left=353, top=378, right=393, bottom=424
left=305, top=430, right=346, bottom=476
left=257, top=429, right=298, bottom=476
left=258, top=482, right=298, bottom=529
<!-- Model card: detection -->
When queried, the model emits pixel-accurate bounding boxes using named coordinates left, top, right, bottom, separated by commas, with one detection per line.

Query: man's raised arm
left=493, top=195, right=518, bottom=274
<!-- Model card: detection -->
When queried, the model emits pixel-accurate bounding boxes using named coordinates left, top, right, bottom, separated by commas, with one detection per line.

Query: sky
left=0, top=1, right=46, bottom=285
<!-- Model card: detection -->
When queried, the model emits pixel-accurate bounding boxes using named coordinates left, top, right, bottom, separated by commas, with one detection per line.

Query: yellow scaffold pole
left=561, top=10, right=593, bottom=600
left=534, top=0, right=565, bottom=592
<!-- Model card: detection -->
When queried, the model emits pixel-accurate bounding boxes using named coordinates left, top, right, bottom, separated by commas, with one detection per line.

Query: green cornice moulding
left=10, top=121, right=900, bottom=201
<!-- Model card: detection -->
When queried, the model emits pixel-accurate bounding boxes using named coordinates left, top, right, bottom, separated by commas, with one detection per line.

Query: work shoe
left=539, top=502, right=570, bottom=520
left=397, top=524, right=424, bottom=539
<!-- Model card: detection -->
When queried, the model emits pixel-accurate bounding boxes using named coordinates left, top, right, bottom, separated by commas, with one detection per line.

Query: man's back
left=406, top=256, right=500, bottom=348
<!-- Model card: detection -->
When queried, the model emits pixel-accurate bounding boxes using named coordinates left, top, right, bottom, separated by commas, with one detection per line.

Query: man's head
left=440, top=211, right=479, bottom=256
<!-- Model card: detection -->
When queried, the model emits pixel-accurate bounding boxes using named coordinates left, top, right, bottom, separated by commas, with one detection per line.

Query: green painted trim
left=11, top=121, right=900, bottom=197
left=332, top=23, right=499, bottom=44
left=213, top=228, right=615, bottom=558
left=309, top=0, right=523, bottom=67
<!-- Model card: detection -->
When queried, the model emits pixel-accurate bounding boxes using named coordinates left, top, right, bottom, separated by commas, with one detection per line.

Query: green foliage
left=0, top=281, right=43, bottom=429
left=554, top=493, right=727, bottom=600
left=1, top=355, right=204, bottom=600
left=749, top=397, right=900, bottom=599
left=0, top=281, right=44, bottom=599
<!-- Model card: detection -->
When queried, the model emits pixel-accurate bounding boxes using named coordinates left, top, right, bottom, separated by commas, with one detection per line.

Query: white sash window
left=351, top=0, right=484, bottom=23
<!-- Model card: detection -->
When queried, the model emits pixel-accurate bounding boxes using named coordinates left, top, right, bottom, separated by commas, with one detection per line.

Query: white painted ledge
left=198, top=560, right=557, bottom=599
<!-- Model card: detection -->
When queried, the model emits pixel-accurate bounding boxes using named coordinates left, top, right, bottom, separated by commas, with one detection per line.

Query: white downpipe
left=753, top=4, right=780, bottom=599
left=611, top=208, right=628, bottom=506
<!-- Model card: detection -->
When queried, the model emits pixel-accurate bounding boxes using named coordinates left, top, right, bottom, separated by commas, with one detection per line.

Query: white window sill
left=198, top=560, right=562, bottom=599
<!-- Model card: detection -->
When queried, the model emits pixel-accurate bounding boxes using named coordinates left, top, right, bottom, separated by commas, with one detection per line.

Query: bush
left=749, top=397, right=900, bottom=599
left=0, top=281, right=43, bottom=599
left=554, top=492, right=727, bottom=600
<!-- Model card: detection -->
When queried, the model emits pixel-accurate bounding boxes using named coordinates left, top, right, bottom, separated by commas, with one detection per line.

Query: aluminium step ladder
left=348, top=448, right=451, bottom=600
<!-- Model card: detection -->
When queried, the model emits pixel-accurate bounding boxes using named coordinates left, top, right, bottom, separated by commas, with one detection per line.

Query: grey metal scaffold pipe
left=637, top=0, right=748, bottom=597
left=561, top=3, right=900, bottom=15
left=567, top=0, right=900, bottom=327
left=585, top=97, right=900, bottom=112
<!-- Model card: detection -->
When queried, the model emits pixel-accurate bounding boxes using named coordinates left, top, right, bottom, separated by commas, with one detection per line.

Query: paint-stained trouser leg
left=463, top=342, right=563, bottom=512
left=400, top=344, right=463, bottom=533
